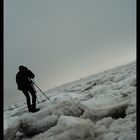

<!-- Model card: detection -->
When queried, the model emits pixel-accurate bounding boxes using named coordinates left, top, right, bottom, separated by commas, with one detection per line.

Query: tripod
left=31, top=80, right=50, bottom=100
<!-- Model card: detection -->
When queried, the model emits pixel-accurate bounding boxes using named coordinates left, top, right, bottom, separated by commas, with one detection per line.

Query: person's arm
left=28, top=70, right=35, bottom=79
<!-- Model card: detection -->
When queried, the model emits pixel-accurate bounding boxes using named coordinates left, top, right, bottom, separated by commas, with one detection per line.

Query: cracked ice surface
left=4, top=62, right=136, bottom=140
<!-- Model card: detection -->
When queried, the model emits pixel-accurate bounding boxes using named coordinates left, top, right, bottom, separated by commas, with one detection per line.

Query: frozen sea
left=4, top=61, right=136, bottom=140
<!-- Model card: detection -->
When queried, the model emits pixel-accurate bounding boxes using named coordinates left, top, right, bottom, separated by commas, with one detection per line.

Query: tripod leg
left=36, top=94, right=40, bottom=103
left=32, top=82, right=50, bottom=100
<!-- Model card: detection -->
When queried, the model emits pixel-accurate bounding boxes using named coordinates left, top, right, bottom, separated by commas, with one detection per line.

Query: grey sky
left=4, top=0, right=136, bottom=108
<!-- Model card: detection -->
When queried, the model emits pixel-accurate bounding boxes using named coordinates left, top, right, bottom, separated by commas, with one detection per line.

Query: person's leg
left=22, top=90, right=32, bottom=112
left=28, top=86, right=37, bottom=110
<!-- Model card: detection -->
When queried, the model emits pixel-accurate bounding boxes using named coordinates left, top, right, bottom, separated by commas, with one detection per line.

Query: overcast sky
left=4, top=0, right=136, bottom=108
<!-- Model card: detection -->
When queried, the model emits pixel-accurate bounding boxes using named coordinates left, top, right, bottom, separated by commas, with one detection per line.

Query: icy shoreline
left=4, top=61, right=136, bottom=140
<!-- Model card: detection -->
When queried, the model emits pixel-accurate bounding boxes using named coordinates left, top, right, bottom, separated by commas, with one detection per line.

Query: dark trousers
left=21, top=86, right=37, bottom=111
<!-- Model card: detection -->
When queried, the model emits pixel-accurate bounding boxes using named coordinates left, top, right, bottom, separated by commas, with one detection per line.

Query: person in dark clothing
left=16, top=65, right=40, bottom=113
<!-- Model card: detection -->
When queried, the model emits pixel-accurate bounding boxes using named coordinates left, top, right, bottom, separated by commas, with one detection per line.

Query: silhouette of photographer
left=16, top=65, right=40, bottom=113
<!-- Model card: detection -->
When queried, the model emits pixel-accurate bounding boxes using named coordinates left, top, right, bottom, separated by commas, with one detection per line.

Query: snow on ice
left=4, top=61, right=136, bottom=140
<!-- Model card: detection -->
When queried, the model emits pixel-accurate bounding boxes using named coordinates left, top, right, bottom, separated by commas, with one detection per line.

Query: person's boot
left=31, top=108, right=40, bottom=113
left=29, top=109, right=33, bottom=112
left=28, top=105, right=33, bottom=113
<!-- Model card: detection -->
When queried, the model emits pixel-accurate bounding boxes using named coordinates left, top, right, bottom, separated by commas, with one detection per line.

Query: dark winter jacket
left=16, top=69, right=35, bottom=90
